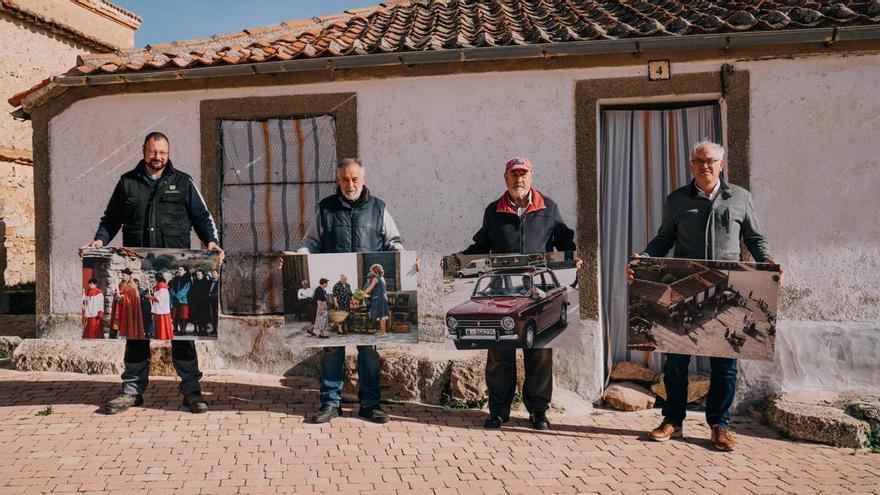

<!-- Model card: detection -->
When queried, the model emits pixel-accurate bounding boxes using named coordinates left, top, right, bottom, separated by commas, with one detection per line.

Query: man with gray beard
left=299, top=158, right=404, bottom=424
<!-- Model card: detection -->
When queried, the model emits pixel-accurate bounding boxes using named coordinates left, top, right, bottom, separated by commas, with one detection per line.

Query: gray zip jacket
left=642, top=179, right=771, bottom=262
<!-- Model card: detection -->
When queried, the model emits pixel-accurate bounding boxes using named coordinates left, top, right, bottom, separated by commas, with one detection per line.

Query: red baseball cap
left=505, top=157, right=532, bottom=173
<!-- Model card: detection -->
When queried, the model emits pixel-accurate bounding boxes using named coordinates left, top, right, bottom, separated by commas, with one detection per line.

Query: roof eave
left=19, top=25, right=880, bottom=115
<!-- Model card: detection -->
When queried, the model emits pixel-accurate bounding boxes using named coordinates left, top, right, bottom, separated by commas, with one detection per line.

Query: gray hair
left=337, top=158, right=364, bottom=170
left=690, top=140, right=725, bottom=161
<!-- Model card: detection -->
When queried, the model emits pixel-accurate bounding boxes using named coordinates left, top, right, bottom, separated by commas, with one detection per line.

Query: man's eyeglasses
left=690, top=158, right=720, bottom=167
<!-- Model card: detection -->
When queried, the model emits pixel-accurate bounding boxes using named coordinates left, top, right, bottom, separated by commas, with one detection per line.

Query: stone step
left=8, top=338, right=594, bottom=412
left=765, top=391, right=874, bottom=449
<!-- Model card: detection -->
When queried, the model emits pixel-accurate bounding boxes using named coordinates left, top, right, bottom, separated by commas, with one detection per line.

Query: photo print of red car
left=441, top=252, right=580, bottom=349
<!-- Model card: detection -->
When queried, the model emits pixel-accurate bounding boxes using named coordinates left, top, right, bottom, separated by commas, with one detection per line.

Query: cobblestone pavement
left=0, top=368, right=877, bottom=494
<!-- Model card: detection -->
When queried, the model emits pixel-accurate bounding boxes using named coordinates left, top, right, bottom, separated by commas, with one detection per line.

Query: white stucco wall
left=45, top=52, right=880, bottom=400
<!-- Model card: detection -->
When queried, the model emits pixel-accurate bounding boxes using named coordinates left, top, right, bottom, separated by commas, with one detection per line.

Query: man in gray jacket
left=627, top=140, right=782, bottom=451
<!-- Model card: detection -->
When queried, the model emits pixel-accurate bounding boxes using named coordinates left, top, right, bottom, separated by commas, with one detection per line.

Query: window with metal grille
left=219, top=116, right=337, bottom=314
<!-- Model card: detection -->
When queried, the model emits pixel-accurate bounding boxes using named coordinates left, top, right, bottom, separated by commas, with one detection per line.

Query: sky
left=113, top=1, right=381, bottom=48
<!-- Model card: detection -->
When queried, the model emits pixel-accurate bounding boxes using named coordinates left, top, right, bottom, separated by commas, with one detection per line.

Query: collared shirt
left=509, top=190, right=533, bottom=218
left=696, top=180, right=721, bottom=201
left=297, top=287, right=314, bottom=300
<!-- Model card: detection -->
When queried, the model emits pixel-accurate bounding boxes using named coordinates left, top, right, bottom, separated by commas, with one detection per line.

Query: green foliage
left=440, top=386, right=487, bottom=410
left=869, top=429, right=880, bottom=454
left=35, top=405, right=53, bottom=416
left=0, top=348, right=7, bottom=359
left=660, top=273, right=678, bottom=284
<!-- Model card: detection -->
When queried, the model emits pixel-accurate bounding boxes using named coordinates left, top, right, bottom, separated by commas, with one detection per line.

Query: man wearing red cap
left=461, top=157, right=576, bottom=430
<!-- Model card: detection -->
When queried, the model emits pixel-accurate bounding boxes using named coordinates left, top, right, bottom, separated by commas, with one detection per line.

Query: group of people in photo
left=297, top=264, right=390, bottom=339
left=82, top=266, right=220, bottom=340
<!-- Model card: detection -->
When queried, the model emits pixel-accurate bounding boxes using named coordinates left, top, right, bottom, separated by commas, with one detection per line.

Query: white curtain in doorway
left=599, top=104, right=722, bottom=377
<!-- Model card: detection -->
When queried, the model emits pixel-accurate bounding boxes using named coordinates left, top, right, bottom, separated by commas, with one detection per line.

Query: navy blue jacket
left=463, top=189, right=576, bottom=255
left=94, top=160, right=218, bottom=248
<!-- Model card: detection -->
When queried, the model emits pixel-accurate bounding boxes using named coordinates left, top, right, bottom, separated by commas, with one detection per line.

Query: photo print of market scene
left=441, top=251, right=580, bottom=350
left=627, top=257, right=781, bottom=360
left=281, top=251, right=419, bottom=347
left=80, top=247, right=221, bottom=341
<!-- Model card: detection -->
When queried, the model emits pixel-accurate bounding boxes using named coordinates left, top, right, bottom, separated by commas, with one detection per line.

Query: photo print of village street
left=441, top=251, right=580, bottom=350
left=281, top=251, right=420, bottom=347
left=80, top=247, right=221, bottom=341
left=627, top=257, right=781, bottom=360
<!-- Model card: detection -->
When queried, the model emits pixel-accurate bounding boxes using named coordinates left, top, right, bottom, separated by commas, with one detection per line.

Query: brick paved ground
left=0, top=368, right=877, bottom=495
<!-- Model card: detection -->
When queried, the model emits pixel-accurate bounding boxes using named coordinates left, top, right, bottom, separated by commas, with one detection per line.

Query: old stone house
left=1, top=0, right=140, bottom=311
left=11, top=0, right=880, bottom=405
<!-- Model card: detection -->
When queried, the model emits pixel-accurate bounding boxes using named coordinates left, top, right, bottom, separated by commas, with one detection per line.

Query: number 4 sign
left=648, top=60, right=671, bottom=81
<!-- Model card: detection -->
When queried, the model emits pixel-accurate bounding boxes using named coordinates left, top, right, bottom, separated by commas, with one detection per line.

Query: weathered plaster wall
left=0, top=13, right=100, bottom=150
left=16, top=0, right=138, bottom=49
left=748, top=54, right=880, bottom=321
left=44, top=53, right=880, bottom=401
left=2, top=7, right=110, bottom=288
left=0, top=161, right=34, bottom=286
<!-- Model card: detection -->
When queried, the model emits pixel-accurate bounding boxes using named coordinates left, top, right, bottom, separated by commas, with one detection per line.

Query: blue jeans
left=319, top=346, right=381, bottom=408
left=661, top=354, right=737, bottom=428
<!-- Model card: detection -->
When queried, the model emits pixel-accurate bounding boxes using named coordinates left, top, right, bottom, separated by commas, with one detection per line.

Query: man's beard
left=510, top=185, right=529, bottom=198
left=342, top=188, right=361, bottom=201
left=146, top=161, right=166, bottom=172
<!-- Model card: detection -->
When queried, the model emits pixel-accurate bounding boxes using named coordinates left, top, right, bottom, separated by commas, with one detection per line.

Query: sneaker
left=310, top=404, right=340, bottom=424
left=711, top=425, right=736, bottom=451
left=483, top=414, right=510, bottom=429
left=530, top=411, right=551, bottom=431
left=649, top=421, right=683, bottom=442
left=101, top=393, right=143, bottom=415
left=357, top=405, right=391, bottom=424
left=182, top=393, right=209, bottom=414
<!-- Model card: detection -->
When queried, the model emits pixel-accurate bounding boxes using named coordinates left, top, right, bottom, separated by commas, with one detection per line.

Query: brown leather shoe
left=711, top=426, right=735, bottom=451
left=649, top=422, right=682, bottom=442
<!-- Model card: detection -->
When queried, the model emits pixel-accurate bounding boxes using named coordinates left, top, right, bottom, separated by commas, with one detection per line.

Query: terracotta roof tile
left=53, top=0, right=880, bottom=78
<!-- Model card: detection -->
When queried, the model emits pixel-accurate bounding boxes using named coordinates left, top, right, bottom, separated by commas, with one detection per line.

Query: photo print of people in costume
left=627, top=257, right=780, bottom=360
left=80, top=247, right=221, bottom=341
left=440, top=251, right=580, bottom=350
left=281, top=251, right=419, bottom=347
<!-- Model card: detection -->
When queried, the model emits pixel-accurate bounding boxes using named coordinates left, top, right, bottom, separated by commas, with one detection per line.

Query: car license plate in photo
left=465, top=328, right=495, bottom=336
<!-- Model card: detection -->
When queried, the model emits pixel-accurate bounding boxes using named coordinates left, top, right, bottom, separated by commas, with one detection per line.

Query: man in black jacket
left=299, top=158, right=404, bottom=424
left=462, top=157, right=576, bottom=430
left=88, top=132, right=223, bottom=414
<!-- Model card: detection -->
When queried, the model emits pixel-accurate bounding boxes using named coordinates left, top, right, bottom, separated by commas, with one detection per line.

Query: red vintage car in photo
left=445, top=266, right=569, bottom=349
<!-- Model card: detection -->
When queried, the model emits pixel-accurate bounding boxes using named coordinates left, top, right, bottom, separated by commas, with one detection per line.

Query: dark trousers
left=210, top=299, right=219, bottom=331
left=661, top=353, right=737, bottom=428
left=485, top=348, right=552, bottom=417
left=122, top=339, right=202, bottom=396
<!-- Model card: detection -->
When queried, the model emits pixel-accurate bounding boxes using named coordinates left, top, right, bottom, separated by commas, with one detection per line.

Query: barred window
left=219, top=116, right=337, bottom=314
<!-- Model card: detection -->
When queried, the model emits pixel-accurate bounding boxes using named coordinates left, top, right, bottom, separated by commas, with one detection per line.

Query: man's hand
left=766, top=258, right=785, bottom=286
left=81, top=240, right=103, bottom=255
left=207, top=242, right=225, bottom=265
left=626, top=252, right=641, bottom=284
